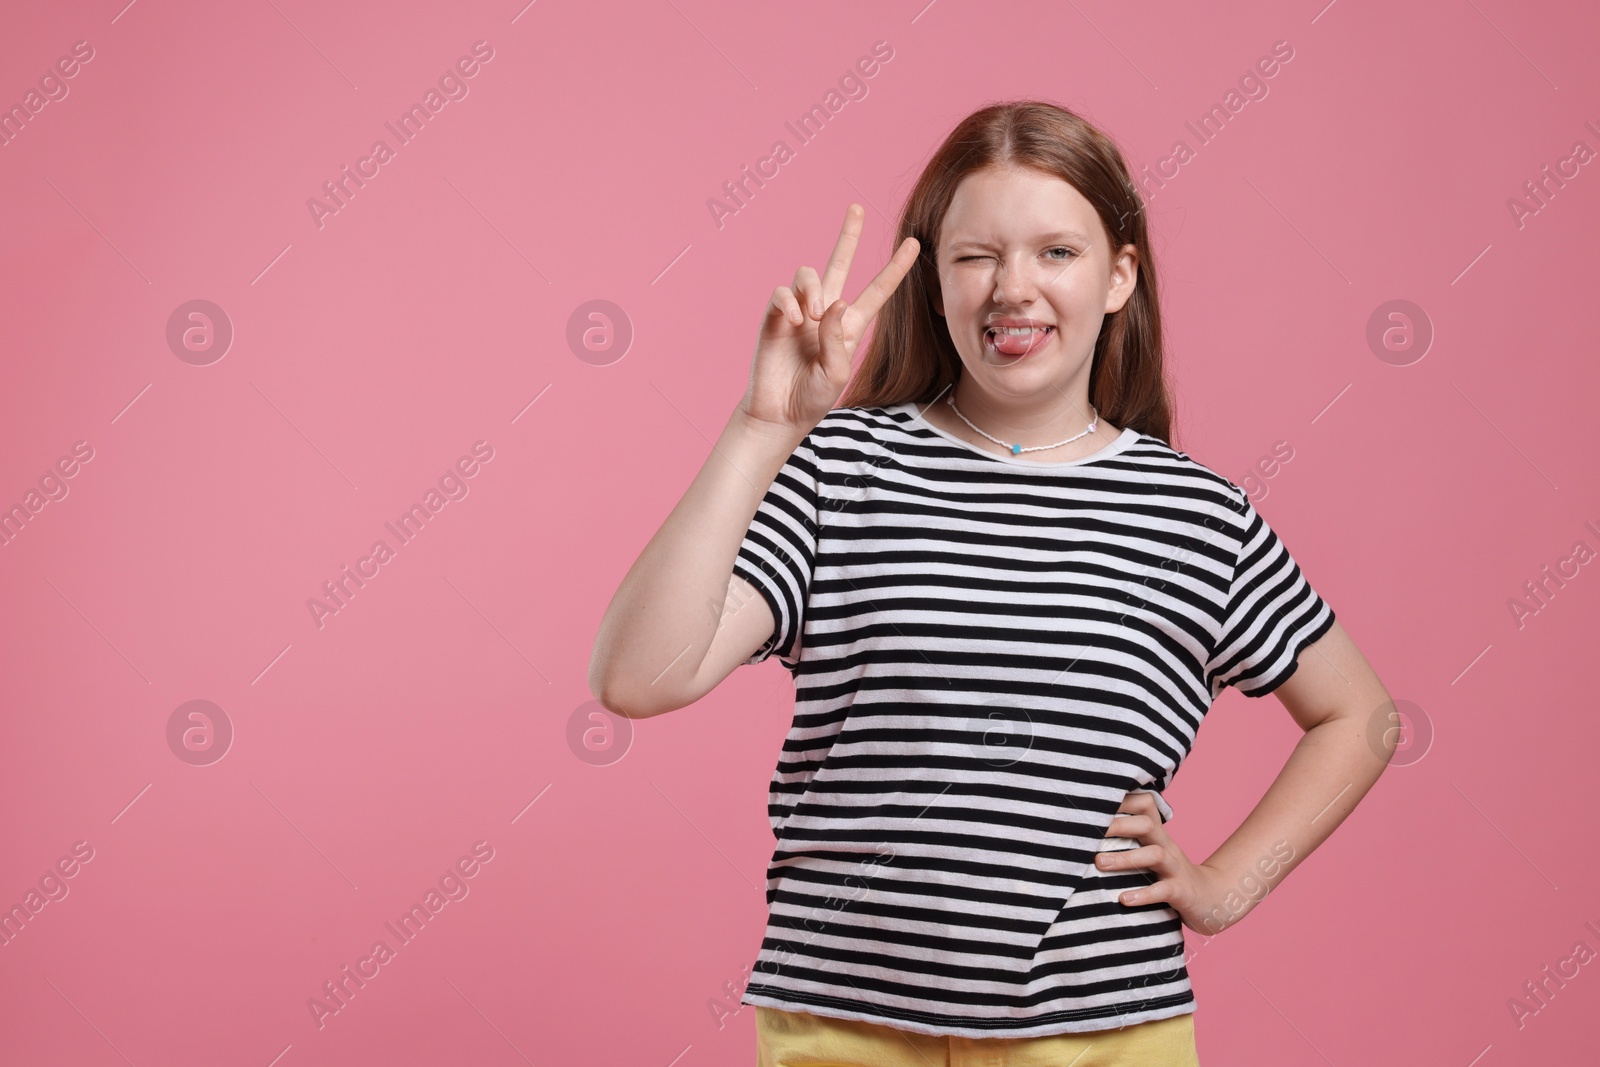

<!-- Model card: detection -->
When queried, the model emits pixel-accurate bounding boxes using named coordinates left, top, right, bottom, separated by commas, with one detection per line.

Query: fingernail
left=812, top=302, right=822, bottom=317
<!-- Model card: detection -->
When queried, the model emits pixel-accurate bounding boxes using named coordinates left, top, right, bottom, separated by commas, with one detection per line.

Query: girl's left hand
left=1095, top=790, right=1247, bottom=935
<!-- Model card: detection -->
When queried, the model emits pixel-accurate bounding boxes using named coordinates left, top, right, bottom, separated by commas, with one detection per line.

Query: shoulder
left=1115, top=431, right=1252, bottom=514
left=778, top=406, right=912, bottom=489
left=814, top=403, right=916, bottom=435
left=801, top=403, right=920, bottom=455
left=1113, top=428, right=1260, bottom=537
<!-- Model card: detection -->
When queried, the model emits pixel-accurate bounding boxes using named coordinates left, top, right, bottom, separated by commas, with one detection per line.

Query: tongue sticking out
left=987, top=327, right=1052, bottom=357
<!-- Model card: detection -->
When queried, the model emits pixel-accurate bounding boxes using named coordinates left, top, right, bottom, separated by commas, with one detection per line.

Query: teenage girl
left=589, top=100, right=1393, bottom=1067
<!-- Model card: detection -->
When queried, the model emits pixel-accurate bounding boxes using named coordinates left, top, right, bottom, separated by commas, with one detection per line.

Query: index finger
left=844, top=235, right=922, bottom=324
left=819, top=204, right=865, bottom=306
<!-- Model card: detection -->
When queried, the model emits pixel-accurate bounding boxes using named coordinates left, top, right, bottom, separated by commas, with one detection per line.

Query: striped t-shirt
left=731, top=401, right=1335, bottom=1039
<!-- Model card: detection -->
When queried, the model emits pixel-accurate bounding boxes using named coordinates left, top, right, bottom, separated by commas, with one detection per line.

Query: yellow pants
left=756, top=1005, right=1200, bottom=1067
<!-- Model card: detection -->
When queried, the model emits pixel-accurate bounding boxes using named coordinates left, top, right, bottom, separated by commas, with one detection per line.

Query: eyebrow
left=946, top=229, right=1091, bottom=249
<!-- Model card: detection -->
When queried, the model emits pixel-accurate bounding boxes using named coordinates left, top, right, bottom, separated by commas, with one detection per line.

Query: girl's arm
left=1190, top=619, right=1394, bottom=927
left=1099, top=619, right=1395, bottom=931
left=587, top=207, right=921, bottom=721
left=587, top=408, right=803, bottom=720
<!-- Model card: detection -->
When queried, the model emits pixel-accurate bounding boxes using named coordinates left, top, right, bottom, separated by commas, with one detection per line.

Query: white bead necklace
left=945, top=394, right=1100, bottom=456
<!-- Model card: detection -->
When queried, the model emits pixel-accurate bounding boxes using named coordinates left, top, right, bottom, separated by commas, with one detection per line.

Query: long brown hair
left=838, top=100, right=1176, bottom=447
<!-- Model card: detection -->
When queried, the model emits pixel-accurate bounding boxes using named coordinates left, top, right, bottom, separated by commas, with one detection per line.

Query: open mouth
left=983, top=324, right=1055, bottom=358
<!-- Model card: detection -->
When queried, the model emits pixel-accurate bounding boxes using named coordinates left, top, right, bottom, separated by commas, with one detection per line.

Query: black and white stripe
left=732, top=402, right=1335, bottom=1039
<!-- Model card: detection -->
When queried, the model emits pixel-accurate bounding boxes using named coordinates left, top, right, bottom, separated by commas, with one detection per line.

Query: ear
left=1104, top=244, right=1139, bottom=315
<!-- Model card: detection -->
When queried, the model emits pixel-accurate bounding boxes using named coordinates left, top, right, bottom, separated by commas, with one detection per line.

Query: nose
left=992, top=254, right=1041, bottom=306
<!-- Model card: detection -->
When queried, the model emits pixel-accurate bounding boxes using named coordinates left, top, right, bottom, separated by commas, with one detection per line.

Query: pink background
left=3, top=0, right=1598, bottom=1063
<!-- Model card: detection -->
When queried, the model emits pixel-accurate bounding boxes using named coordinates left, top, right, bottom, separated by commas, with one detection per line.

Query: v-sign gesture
left=741, top=204, right=921, bottom=437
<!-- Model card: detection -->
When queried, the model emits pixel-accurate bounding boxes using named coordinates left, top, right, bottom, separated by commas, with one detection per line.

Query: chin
left=966, top=352, right=1061, bottom=378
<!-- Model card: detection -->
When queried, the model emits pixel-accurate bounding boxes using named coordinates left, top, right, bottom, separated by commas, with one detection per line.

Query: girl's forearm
left=588, top=406, right=805, bottom=717
left=1198, top=711, right=1389, bottom=930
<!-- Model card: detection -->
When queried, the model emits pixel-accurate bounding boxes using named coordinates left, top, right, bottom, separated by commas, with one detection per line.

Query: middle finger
left=818, top=203, right=865, bottom=306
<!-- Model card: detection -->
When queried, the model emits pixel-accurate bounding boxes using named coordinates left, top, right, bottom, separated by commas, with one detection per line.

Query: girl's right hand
left=739, top=204, right=921, bottom=438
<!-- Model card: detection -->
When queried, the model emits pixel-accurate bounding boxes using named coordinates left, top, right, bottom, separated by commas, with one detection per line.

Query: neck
left=950, top=381, right=1105, bottom=444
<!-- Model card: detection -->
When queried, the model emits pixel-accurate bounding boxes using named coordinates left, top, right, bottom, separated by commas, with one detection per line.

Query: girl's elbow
left=588, top=671, right=670, bottom=720
left=587, top=652, right=634, bottom=718
left=588, top=660, right=635, bottom=718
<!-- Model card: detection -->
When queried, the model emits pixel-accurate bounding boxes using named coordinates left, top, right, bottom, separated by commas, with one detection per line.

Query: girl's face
left=933, top=165, right=1139, bottom=402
